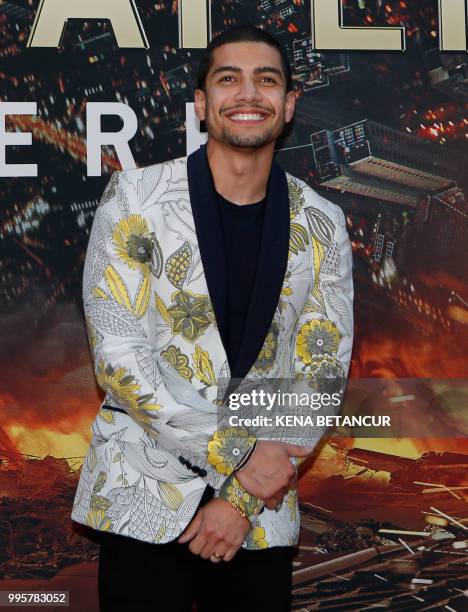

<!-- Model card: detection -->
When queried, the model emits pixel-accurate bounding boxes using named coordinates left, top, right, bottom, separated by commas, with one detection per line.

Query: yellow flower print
left=226, top=481, right=250, bottom=505
left=287, top=177, right=305, bottom=220
left=96, top=359, right=161, bottom=428
left=296, top=319, right=342, bottom=365
left=98, top=407, right=116, bottom=424
left=310, top=354, right=346, bottom=394
left=313, top=354, right=345, bottom=379
left=165, top=242, right=193, bottom=289
left=86, top=507, right=112, bottom=531
left=161, top=345, right=193, bottom=381
left=167, top=289, right=212, bottom=343
left=85, top=475, right=113, bottom=530
left=207, top=428, right=256, bottom=476
left=248, top=525, right=269, bottom=549
left=285, top=489, right=298, bottom=521
left=219, top=474, right=264, bottom=517
left=289, top=222, right=309, bottom=258
left=153, top=524, right=167, bottom=542
left=192, top=344, right=217, bottom=386
left=112, top=214, right=163, bottom=277
left=85, top=314, right=99, bottom=354
left=252, top=321, right=279, bottom=374
left=278, top=272, right=293, bottom=313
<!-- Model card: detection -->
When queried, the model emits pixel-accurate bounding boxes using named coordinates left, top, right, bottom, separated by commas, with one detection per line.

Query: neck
left=206, top=138, right=274, bottom=205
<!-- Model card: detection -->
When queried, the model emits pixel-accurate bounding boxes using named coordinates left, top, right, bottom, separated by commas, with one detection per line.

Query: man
left=71, top=24, right=354, bottom=612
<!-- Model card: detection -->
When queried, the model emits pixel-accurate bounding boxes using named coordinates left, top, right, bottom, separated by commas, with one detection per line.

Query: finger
left=199, top=534, right=222, bottom=560
left=178, top=512, right=202, bottom=543
left=268, top=488, right=286, bottom=504
left=223, top=543, right=242, bottom=563
left=209, top=542, right=229, bottom=564
left=285, top=443, right=314, bottom=457
left=265, top=498, right=278, bottom=510
left=189, top=530, right=208, bottom=556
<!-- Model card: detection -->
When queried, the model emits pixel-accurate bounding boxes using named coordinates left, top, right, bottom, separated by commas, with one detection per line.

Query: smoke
left=0, top=288, right=101, bottom=451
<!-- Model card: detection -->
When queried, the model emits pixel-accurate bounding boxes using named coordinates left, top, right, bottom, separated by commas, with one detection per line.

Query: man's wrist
left=226, top=497, right=250, bottom=524
left=217, top=473, right=264, bottom=521
left=234, top=439, right=258, bottom=472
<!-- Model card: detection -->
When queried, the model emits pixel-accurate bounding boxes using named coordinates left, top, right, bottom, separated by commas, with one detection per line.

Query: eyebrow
left=210, top=65, right=284, bottom=81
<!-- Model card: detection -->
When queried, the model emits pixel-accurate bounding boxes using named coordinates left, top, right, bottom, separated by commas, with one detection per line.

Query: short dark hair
left=196, top=25, right=293, bottom=93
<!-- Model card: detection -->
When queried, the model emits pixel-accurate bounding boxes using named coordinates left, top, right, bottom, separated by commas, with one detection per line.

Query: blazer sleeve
left=290, top=201, right=354, bottom=467
left=214, top=200, right=355, bottom=520
left=83, top=171, right=256, bottom=491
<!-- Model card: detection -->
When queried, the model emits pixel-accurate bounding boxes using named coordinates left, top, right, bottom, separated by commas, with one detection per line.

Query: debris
left=430, top=506, right=468, bottom=531
left=378, top=529, right=430, bottom=537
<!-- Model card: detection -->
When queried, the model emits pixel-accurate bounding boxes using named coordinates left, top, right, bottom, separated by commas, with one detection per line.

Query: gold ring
left=213, top=552, right=223, bottom=559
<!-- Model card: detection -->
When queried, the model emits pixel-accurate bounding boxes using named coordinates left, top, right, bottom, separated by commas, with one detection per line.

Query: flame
left=6, top=424, right=90, bottom=466
left=350, top=289, right=467, bottom=379
left=448, top=305, right=468, bottom=325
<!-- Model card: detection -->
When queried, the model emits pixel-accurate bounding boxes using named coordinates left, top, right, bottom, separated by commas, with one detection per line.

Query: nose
left=234, top=78, right=263, bottom=102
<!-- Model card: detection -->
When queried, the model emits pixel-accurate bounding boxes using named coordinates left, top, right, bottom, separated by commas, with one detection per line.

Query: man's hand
left=234, top=440, right=312, bottom=506
left=263, top=470, right=298, bottom=511
left=177, top=498, right=250, bottom=563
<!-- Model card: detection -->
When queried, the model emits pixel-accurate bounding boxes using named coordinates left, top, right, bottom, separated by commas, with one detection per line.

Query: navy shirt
left=217, top=191, right=266, bottom=372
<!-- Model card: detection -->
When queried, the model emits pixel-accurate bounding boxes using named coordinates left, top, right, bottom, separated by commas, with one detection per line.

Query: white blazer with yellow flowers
left=71, top=143, right=354, bottom=550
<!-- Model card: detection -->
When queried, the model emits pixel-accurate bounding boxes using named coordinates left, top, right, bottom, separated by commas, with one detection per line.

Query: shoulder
left=116, top=155, right=187, bottom=183
left=285, top=170, right=345, bottom=227
left=106, top=156, right=188, bottom=208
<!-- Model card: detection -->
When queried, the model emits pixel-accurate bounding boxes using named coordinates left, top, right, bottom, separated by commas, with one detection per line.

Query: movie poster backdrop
left=1, top=1, right=467, bottom=609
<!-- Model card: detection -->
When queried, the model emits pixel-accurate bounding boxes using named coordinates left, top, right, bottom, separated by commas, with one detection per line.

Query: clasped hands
left=178, top=440, right=313, bottom=563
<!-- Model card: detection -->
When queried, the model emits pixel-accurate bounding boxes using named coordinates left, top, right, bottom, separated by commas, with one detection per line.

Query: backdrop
left=1, top=1, right=467, bottom=610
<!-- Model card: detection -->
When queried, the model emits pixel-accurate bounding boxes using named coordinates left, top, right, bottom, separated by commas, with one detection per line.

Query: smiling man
left=72, top=24, right=354, bottom=612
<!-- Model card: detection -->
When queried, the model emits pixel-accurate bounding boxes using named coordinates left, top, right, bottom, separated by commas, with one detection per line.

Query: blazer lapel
left=231, top=157, right=290, bottom=379
left=187, top=143, right=290, bottom=387
left=187, top=144, right=230, bottom=362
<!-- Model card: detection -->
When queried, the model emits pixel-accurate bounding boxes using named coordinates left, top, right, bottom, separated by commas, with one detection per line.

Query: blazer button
left=199, top=469, right=207, bottom=477
left=178, top=455, right=190, bottom=468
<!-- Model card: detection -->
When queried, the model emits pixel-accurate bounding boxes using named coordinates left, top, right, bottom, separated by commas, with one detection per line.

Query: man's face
left=194, top=41, right=296, bottom=149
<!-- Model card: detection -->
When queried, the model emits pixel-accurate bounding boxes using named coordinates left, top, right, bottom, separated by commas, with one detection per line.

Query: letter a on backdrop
left=27, top=0, right=149, bottom=48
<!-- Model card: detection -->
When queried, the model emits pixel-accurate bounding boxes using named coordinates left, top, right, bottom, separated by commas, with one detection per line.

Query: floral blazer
left=71, top=143, right=354, bottom=550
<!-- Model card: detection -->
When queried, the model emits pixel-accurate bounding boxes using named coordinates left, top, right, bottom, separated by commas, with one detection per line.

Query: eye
left=220, top=75, right=235, bottom=82
left=262, top=77, right=277, bottom=83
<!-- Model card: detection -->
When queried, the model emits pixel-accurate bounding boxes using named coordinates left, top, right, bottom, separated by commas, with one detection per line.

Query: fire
left=5, top=425, right=89, bottom=469
left=447, top=305, right=468, bottom=325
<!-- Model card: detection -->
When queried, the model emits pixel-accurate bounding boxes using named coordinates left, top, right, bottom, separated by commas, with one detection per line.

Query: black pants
left=98, top=487, right=295, bottom=612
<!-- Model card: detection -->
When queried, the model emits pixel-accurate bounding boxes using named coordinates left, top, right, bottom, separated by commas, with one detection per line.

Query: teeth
left=230, top=113, right=265, bottom=121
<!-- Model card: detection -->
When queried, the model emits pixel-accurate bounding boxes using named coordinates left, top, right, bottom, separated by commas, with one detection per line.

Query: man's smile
left=224, top=108, right=270, bottom=124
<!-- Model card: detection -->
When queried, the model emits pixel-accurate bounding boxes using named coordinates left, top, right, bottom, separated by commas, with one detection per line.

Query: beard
left=219, top=125, right=274, bottom=148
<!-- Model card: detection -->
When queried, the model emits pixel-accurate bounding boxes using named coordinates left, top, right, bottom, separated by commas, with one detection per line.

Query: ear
left=194, top=88, right=207, bottom=121
left=284, top=90, right=296, bottom=124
